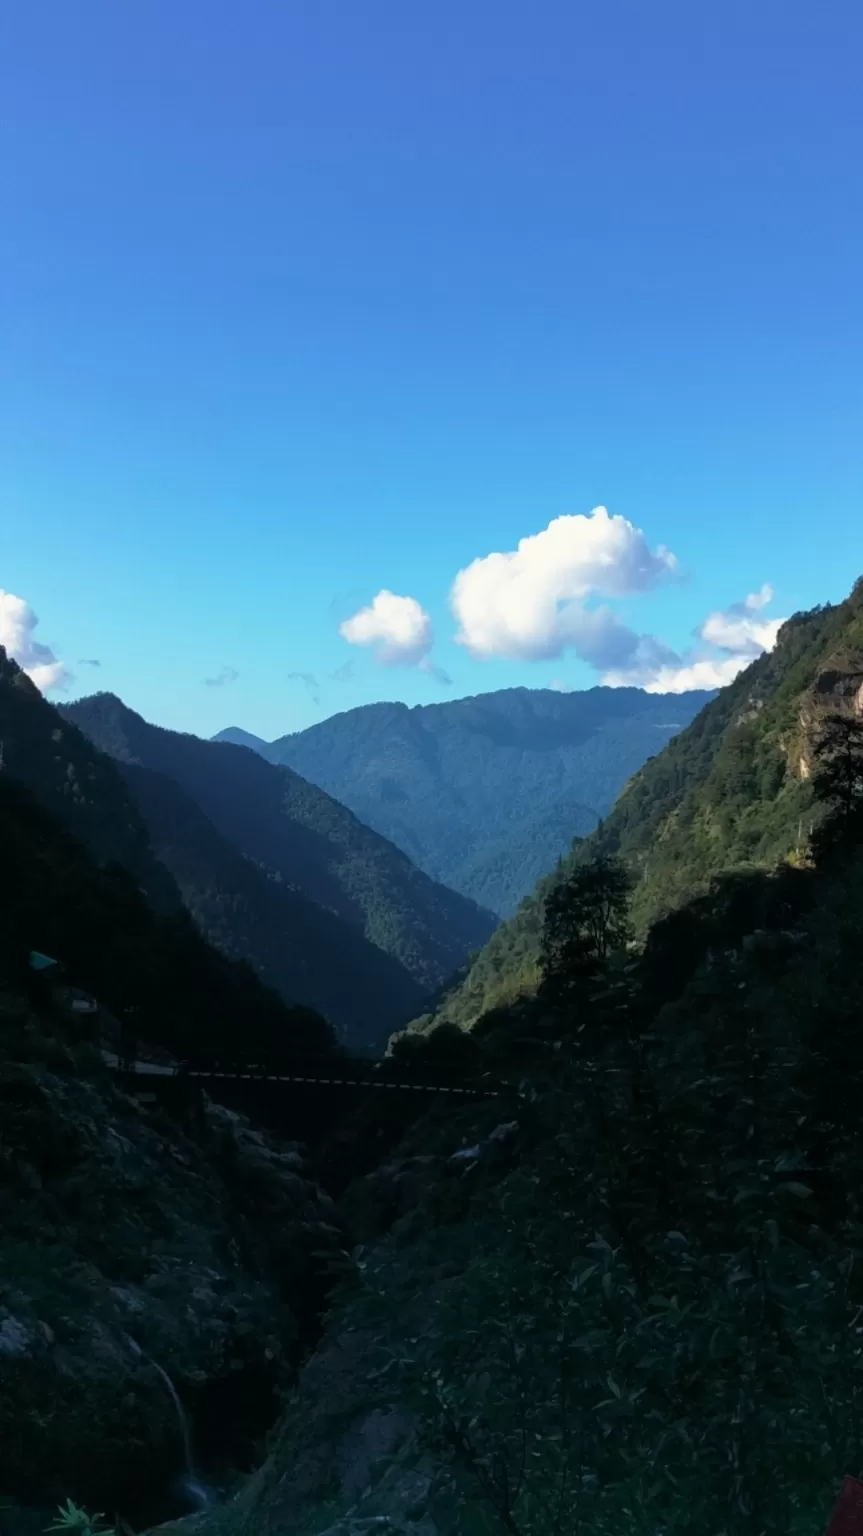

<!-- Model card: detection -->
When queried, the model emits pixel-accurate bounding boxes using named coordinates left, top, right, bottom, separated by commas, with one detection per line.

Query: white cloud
left=450, top=506, right=678, bottom=663
left=614, top=653, right=757, bottom=693
left=602, top=586, right=787, bottom=693
left=698, top=584, right=783, bottom=656
left=338, top=509, right=783, bottom=699
left=340, top=589, right=434, bottom=666
left=0, top=589, right=72, bottom=693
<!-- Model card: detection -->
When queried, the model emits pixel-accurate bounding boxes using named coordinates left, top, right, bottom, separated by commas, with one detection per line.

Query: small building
left=28, top=951, right=60, bottom=975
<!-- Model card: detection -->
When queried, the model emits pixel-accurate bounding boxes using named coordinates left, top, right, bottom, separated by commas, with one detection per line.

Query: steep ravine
left=0, top=993, right=366, bottom=1531
left=148, top=1089, right=537, bottom=1536
left=0, top=990, right=479, bottom=1534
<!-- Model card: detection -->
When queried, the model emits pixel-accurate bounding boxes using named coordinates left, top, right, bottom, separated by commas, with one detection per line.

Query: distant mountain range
left=216, top=686, right=714, bottom=916
left=62, top=694, right=495, bottom=1049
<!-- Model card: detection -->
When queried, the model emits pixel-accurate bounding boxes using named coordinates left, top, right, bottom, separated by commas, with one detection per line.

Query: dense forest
left=414, top=580, right=863, bottom=1035
left=196, top=647, right=863, bottom=1536
left=3, top=580, right=863, bottom=1535
left=0, top=751, right=336, bottom=1064
left=218, top=685, right=711, bottom=916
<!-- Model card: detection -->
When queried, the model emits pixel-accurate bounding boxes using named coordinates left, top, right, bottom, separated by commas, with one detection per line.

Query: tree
left=809, top=710, right=863, bottom=861
left=539, top=855, right=632, bottom=1010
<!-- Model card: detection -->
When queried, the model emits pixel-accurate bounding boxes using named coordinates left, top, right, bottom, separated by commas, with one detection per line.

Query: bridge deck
left=105, top=1053, right=505, bottom=1098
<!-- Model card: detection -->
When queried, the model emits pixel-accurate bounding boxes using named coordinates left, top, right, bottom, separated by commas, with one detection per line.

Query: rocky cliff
left=0, top=989, right=346, bottom=1528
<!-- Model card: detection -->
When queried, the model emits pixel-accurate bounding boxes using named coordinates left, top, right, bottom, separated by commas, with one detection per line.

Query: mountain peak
left=249, top=684, right=713, bottom=916
left=61, top=692, right=148, bottom=764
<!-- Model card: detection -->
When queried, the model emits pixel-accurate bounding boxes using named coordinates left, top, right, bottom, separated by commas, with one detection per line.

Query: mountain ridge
left=215, top=684, right=714, bottom=916
left=63, top=693, right=496, bottom=1047
left=0, top=648, right=336, bottom=1060
left=414, top=579, right=863, bottom=1034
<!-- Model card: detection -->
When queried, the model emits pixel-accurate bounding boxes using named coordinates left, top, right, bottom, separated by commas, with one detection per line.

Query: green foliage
left=118, top=759, right=422, bottom=1050
left=46, top=1502, right=109, bottom=1536
left=254, top=686, right=712, bottom=918
left=421, top=577, right=863, bottom=1033
left=809, top=710, right=863, bottom=864
left=252, top=844, right=863, bottom=1536
left=539, top=855, right=633, bottom=1011
left=389, top=1021, right=482, bottom=1071
left=0, top=772, right=333, bottom=1062
left=0, top=651, right=176, bottom=914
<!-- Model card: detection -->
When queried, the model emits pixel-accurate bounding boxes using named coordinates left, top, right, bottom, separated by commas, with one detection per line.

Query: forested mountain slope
left=216, top=686, right=712, bottom=916
left=63, top=695, right=495, bottom=1043
left=118, top=761, right=425, bottom=1046
left=177, top=767, right=863, bottom=1536
left=0, top=654, right=336, bottom=1061
left=0, top=809, right=346, bottom=1528
left=0, top=649, right=177, bottom=913
left=417, top=579, right=863, bottom=1032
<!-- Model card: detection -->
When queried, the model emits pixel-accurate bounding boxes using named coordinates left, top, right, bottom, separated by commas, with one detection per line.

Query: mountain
left=0, top=650, right=335, bottom=1061
left=115, top=759, right=426, bottom=1045
left=156, top=782, right=863, bottom=1536
left=0, top=770, right=346, bottom=1519
left=62, top=694, right=496, bottom=1047
left=417, top=578, right=863, bottom=1032
left=215, top=685, right=714, bottom=917
left=215, top=725, right=274, bottom=755
left=0, top=647, right=177, bottom=914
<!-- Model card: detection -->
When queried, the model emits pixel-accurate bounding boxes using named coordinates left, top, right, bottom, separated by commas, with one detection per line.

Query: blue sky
left=2, top=0, right=861, bottom=738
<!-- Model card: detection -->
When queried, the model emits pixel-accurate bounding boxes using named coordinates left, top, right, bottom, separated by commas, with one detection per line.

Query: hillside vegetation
left=172, top=668, right=863, bottom=1536
left=0, top=650, right=177, bottom=914
left=0, top=658, right=359, bottom=1522
left=63, top=695, right=496, bottom=1048
left=415, top=580, right=863, bottom=1033
left=8, top=582, right=863, bottom=1536
left=0, top=772, right=335, bottom=1061
left=116, top=760, right=426, bottom=1049
left=217, top=686, right=712, bottom=917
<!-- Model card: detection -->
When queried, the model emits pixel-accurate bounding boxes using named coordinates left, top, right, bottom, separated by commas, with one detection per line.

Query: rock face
left=796, top=665, right=863, bottom=779
left=151, top=1108, right=528, bottom=1536
left=227, top=1325, right=440, bottom=1536
left=0, top=992, right=346, bottom=1527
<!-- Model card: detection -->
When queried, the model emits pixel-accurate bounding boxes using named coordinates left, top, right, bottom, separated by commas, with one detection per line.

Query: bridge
left=105, top=1050, right=506, bottom=1099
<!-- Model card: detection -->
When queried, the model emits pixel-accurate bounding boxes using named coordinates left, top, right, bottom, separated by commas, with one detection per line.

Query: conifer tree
left=538, top=855, right=633, bottom=1011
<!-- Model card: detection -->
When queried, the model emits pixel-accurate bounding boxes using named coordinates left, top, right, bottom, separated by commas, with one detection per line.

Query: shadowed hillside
left=158, top=626, right=863, bottom=1536
left=63, top=694, right=496, bottom=1048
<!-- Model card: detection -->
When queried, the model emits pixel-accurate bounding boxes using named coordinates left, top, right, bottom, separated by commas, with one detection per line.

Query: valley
left=215, top=685, right=713, bottom=917
left=3, top=579, right=863, bottom=1536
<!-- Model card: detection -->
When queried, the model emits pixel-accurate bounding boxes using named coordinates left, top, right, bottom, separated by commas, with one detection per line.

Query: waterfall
left=124, top=1334, right=211, bottom=1512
